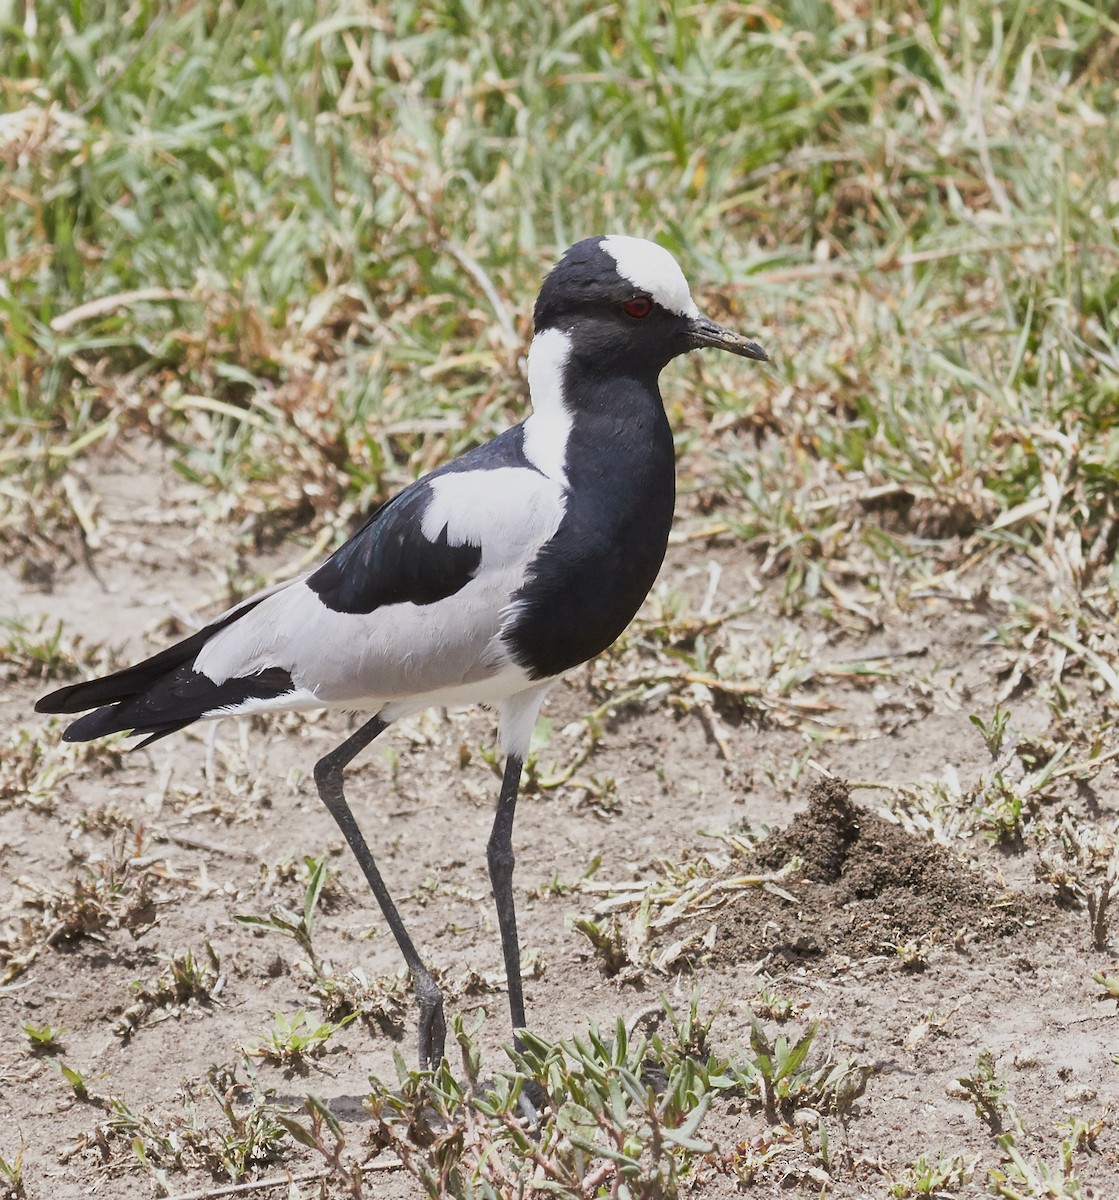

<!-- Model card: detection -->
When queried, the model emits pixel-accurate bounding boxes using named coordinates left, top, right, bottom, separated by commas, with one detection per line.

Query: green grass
left=5, top=0, right=1117, bottom=570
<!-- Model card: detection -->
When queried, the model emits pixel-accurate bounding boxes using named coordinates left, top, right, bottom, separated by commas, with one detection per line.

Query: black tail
left=55, top=664, right=295, bottom=748
left=36, top=596, right=291, bottom=747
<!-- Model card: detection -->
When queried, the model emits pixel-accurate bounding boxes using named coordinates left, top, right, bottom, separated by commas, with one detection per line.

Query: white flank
left=380, top=662, right=541, bottom=728
left=601, top=235, right=700, bottom=318
left=192, top=574, right=308, bottom=685
left=521, top=327, right=574, bottom=484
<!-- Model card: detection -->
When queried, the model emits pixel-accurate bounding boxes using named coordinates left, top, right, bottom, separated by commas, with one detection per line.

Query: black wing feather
left=35, top=595, right=271, bottom=716
left=307, top=425, right=535, bottom=615
left=308, top=480, right=481, bottom=615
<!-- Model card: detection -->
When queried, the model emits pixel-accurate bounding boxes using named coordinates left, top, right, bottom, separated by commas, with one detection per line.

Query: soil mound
left=708, top=778, right=1026, bottom=968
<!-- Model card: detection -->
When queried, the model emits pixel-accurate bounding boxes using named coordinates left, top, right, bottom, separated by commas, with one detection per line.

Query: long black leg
left=487, top=754, right=527, bottom=1042
left=487, top=754, right=547, bottom=1122
left=313, top=715, right=447, bottom=1069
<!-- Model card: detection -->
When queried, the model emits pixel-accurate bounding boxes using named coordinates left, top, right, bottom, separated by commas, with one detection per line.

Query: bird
left=36, top=235, right=767, bottom=1073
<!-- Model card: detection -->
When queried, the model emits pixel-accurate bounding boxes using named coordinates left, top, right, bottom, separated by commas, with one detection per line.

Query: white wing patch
left=422, top=467, right=565, bottom=564
left=522, top=328, right=573, bottom=484
left=601, top=235, right=700, bottom=319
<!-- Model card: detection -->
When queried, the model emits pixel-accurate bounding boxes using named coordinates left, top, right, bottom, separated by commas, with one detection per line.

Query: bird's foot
left=417, top=992, right=447, bottom=1072
left=516, top=1076, right=550, bottom=1126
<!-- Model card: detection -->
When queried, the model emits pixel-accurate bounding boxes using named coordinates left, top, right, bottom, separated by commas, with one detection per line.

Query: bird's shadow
left=272, top=1091, right=374, bottom=1124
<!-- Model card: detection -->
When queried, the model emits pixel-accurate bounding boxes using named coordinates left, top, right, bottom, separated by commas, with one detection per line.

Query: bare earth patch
left=3, top=441, right=1118, bottom=1198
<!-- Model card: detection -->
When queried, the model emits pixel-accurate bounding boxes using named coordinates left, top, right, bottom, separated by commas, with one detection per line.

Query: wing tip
left=35, top=684, right=80, bottom=715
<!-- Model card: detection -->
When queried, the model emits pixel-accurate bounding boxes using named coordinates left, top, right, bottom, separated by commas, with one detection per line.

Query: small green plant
left=971, top=705, right=1012, bottom=757
left=571, top=914, right=631, bottom=976
left=142, top=944, right=221, bottom=1004
left=0, top=1137, right=26, bottom=1199
left=21, top=1019, right=66, bottom=1052
left=163, top=945, right=221, bottom=1000
left=957, top=1049, right=1023, bottom=1136
left=988, top=1132, right=1085, bottom=1198
left=889, top=1152, right=971, bottom=1196
left=56, top=1060, right=92, bottom=1101
left=235, top=855, right=330, bottom=976
left=975, top=777, right=1027, bottom=845
left=893, top=939, right=929, bottom=971
left=367, top=1006, right=725, bottom=1198
left=658, top=987, right=718, bottom=1062
left=732, top=1011, right=867, bottom=1124
left=748, top=988, right=802, bottom=1022
left=1090, top=970, right=1119, bottom=1001
left=0, top=616, right=90, bottom=682
left=1056, top=1116, right=1102, bottom=1156
left=246, top=1009, right=357, bottom=1066
left=118, top=944, right=223, bottom=1038
left=200, top=1060, right=293, bottom=1181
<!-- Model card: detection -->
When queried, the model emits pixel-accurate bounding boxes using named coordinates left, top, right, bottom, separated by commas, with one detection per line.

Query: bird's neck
left=522, top=328, right=666, bottom=485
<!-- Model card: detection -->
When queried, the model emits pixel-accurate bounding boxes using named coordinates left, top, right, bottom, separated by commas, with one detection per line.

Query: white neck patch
left=522, top=327, right=573, bottom=485
left=601, top=235, right=700, bottom=319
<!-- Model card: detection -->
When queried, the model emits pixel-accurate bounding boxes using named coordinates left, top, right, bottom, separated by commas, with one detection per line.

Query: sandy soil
left=2, top=440, right=1118, bottom=1198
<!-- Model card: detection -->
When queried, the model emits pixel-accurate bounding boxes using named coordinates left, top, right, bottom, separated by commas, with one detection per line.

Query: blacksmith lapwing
left=37, top=235, right=766, bottom=1071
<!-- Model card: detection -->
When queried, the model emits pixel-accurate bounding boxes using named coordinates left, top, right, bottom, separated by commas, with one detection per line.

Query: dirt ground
left=3, top=439, right=1118, bottom=1198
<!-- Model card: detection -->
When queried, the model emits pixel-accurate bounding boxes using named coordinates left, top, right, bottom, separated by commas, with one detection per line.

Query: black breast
left=507, top=382, right=675, bottom=679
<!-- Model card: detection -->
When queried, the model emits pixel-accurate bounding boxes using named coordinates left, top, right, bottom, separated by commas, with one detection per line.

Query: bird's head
left=532, top=235, right=767, bottom=378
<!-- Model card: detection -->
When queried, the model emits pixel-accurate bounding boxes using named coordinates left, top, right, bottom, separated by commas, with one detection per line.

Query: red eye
left=623, top=296, right=653, bottom=319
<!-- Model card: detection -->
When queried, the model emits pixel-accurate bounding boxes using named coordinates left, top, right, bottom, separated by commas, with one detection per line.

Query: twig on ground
left=163, top=1155, right=402, bottom=1200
